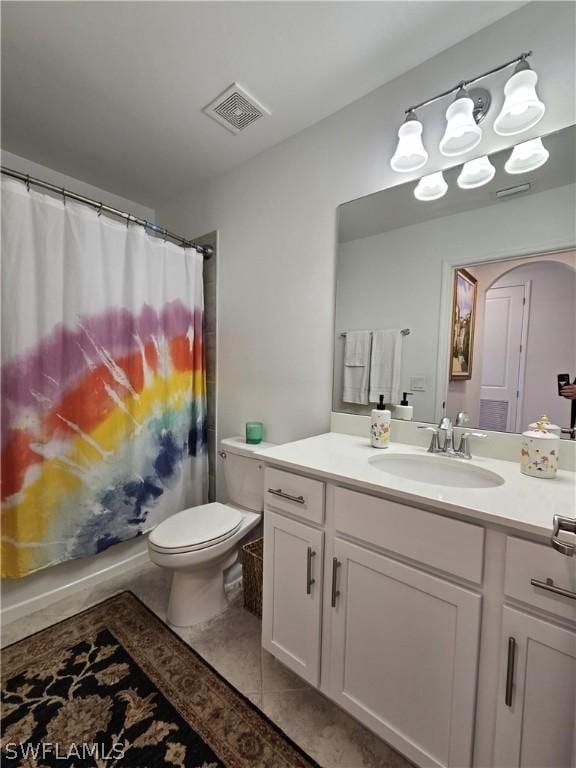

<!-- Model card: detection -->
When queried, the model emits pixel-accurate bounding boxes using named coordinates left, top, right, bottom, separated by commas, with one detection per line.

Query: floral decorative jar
left=520, top=417, right=560, bottom=479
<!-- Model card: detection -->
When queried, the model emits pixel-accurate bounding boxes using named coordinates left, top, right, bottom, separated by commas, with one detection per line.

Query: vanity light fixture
left=414, top=171, right=448, bottom=201
left=439, top=87, right=483, bottom=157
left=493, top=58, right=546, bottom=136
left=504, top=137, right=549, bottom=174
left=391, top=52, right=539, bottom=171
left=457, top=155, right=496, bottom=189
left=390, top=110, right=428, bottom=173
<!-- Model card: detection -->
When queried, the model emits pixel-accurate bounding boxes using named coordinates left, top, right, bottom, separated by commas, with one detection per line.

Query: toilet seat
left=148, top=502, right=243, bottom=555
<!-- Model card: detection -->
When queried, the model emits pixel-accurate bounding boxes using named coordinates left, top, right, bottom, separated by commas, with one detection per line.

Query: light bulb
left=414, top=171, right=448, bottom=201
left=439, top=89, right=482, bottom=157
left=390, top=112, right=428, bottom=173
left=457, top=155, right=496, bottom=189
left=505, top=137, right=549, bottom=174
left=494, top=61, right=545, bottom=136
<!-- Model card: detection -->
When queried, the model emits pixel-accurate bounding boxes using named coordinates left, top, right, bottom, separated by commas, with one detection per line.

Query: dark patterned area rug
left=1, top=592, right=320, bottom=768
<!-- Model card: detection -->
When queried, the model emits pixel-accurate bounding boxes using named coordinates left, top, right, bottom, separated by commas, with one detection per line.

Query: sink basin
left=369, top=453, right=505, bottom=489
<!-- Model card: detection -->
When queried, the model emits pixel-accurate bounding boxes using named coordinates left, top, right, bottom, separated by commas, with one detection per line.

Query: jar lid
left=523, top=429, right=558, bottom=440
left=523, top=416, right=559, bottom=439
left=528, top=415, right=560, bottom=432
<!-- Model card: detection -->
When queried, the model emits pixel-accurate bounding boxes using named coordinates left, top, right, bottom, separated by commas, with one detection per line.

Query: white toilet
left=148, top=436, right=276, bottom=627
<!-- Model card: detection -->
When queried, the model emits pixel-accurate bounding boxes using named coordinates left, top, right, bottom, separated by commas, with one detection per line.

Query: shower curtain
left=1, top=178, right=208, bottom=578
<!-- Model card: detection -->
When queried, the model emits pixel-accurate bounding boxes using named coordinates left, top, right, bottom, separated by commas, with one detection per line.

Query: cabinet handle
left=531, top=577, right=576, bottom=600
left=331, top=557, right=341, bottom=608
left=505, top=636, right=516, bottom=707
left=306, top=547, right=316, bottom=594
left=551, top=514, right=576, bottom=557
left=268, top=488, right=305, bottom=505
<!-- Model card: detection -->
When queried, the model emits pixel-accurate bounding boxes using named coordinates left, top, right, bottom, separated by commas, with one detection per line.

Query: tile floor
left=1, top=562, right=412, bottom=768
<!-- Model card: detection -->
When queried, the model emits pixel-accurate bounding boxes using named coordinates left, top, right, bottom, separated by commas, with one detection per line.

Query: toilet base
left=167, top=553, right=237, bottom=627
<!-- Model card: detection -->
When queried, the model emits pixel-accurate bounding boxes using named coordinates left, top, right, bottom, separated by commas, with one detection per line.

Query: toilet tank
left=220, top=437, right=277, bottom=512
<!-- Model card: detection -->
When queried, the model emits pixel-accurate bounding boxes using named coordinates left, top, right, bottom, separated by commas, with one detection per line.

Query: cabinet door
left=262, top=510, right=324, bottom=686
left=328, top=538, right=482, bottom=768
left=493, top=606, right=576, bottom=768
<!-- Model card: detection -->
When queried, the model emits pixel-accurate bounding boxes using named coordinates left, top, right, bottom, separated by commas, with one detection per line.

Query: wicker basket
left=240, top=537, right=264, bottom=617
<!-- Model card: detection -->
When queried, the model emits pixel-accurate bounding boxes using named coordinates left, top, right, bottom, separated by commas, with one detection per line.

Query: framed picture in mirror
left=450, top=268, right=477, bottom=380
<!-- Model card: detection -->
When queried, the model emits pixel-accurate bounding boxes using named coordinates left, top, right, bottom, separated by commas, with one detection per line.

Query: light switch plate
left=410, top=376, right=427, bottom=392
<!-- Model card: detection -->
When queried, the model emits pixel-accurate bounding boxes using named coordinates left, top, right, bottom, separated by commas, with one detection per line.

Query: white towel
left=342, top=330, right=371, bottom=404
left=369, top=330, right=403, bottom=404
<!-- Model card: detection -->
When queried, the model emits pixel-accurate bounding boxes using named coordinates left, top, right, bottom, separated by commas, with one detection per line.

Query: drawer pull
left=531, top=577, right=576, bottom=601
left=331, top=557, right=341, bottom=608
left=268, top=488, right=305, bottom=505
left=552, top=515, right=576, bottom=557
left=505, top=636, right=516, bottom=707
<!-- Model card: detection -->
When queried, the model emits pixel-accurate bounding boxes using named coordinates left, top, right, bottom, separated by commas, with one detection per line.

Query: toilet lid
left=148, top=503, right=243, bottom=554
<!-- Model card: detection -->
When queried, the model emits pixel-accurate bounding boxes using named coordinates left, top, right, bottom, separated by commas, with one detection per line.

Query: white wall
left=334, top=184, right=576, bottom=422
left=1, top=152, right=156, bottom=621
left=1, top=150, right=155, bottom=222
left=157, top=3, right=576, bottom=499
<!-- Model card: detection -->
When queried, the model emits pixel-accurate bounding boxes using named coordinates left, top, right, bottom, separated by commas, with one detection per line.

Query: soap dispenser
left=370, top=395, right=391, bottom=448
left=395, top=392, right=414, bottom=421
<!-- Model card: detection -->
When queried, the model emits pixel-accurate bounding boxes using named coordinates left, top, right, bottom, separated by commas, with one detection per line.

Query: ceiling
left=1, top=1, right=524, bottom=208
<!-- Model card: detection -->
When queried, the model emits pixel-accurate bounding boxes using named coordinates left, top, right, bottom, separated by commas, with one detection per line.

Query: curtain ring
left=97, top=202, right=103, bottom=217
left=25, top=174, right=31, bottom=192
left=163, top=228, right=168, bottom=243
left=62, top=187, right=66, bottom=206
left=126, top=216, right=130, bottom=229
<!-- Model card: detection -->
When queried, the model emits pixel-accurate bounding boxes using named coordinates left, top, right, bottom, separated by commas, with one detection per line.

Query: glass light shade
left=439, top=96, right=482, bottom=157
left=494, top=68, right=545, bottom=136
left=390, top=118, right=428, bottom=173
left=457, top=155, right=496, bottom=189
left=504, top=138, right=549, bottom=174
left=414, top=171, right=448, bottom=201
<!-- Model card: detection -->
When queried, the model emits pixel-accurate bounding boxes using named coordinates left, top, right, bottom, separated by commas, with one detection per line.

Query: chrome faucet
left=419, top=411, right=487, bottom=459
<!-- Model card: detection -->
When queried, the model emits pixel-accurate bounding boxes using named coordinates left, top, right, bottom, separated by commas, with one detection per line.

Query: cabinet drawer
left=334, top=487, right=484, bottom=584
left=264, top=468, right=325, bottom=524
left=504, top=537, right=576, bottom=622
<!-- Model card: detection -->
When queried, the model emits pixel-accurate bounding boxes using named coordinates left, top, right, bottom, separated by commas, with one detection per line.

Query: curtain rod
left=1, top=166, right=213, bottom=259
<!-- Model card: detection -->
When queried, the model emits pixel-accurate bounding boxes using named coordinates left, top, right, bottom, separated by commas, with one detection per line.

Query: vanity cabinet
left=493, top=607, right=576, bottom=768
left=261, top=465, right=576, bottom=768
left=262, top=509, right=324, bottom=686
left=328, top=537, right=482, bottom=768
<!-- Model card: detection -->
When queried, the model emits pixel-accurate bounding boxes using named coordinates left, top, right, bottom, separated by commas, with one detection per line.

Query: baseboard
left=1, top=539, right=149, bottom=625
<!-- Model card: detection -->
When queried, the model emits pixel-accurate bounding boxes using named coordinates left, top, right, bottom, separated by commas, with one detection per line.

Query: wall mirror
left=333, top=124, right=576, bottom=435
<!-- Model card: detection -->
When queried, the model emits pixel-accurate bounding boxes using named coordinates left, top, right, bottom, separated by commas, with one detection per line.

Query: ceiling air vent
left=203, top=83, right=270, bottom=135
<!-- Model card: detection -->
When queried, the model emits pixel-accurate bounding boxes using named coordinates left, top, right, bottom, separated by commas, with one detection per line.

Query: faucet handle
left=418, top=425, right=440, bottom=453
left=458, top=431, right=487, bottom=459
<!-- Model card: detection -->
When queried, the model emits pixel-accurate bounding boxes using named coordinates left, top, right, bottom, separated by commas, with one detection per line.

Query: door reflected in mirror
left=334, top=124, right=576, bottom=436
left=446, top=253, right=576, bottom=433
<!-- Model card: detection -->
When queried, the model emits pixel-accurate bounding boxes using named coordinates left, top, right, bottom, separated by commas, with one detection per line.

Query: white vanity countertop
left=256, top=432, right=576, bottom=538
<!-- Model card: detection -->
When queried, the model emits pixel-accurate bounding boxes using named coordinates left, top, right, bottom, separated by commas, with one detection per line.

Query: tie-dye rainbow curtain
left=1, top=179, right=208, bottom=578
